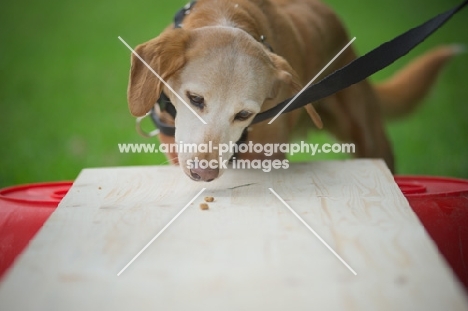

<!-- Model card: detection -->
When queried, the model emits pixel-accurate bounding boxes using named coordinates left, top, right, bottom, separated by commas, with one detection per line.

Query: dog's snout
left=189, top=168, right=219, bottom=182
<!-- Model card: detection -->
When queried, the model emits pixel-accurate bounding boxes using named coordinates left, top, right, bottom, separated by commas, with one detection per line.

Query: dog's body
left=127, top=0, right=457, bottom=181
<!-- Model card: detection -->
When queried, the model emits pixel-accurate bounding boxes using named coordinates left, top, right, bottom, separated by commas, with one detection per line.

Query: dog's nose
left=189, top=168, right=219, bottom=182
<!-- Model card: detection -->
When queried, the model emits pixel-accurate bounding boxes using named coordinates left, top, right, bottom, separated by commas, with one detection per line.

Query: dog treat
left=204, top=196, right=214, bottom=202
left=200, top=203, right=209, bottom=210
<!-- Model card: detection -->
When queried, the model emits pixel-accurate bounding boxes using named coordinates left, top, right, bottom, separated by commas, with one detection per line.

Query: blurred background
left=0, top=0, right=467, bottom=188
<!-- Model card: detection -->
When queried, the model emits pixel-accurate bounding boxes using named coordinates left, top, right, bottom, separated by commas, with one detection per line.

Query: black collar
left=150, top=93, right=176, bottom=136
left=174, top=1, right=196, bottom=28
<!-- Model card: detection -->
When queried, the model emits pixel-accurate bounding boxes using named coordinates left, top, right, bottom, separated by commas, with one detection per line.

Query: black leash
left=149, top=0, right=467, bottom=136
left=252, top=0, right=468, bottom=124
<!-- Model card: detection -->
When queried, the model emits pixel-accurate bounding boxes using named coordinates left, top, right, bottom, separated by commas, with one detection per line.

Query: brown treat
left=204, top=196, right=214, bottom=202
left=200, top=203, right=209, bottom=210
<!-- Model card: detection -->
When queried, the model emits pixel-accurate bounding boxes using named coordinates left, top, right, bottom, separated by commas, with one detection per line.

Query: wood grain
left=0, top=160, right=466, bottom=310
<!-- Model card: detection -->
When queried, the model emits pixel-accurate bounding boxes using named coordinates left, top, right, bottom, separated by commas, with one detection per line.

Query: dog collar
left=174, top=1, right=196, bottom=29
left=150, top=93, right=176, bottom=137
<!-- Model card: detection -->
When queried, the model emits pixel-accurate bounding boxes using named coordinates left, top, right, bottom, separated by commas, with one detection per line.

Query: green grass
left=1, top=0, right=467, bottom=188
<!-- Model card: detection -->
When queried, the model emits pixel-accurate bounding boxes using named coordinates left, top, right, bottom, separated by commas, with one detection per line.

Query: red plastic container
left=0, top=182, right=72, bottom=280
left=395, top=176, right=468, bottom=291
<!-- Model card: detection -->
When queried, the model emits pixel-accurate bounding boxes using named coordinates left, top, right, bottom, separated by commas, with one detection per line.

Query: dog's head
left=127, top=27, right=305, bottom=181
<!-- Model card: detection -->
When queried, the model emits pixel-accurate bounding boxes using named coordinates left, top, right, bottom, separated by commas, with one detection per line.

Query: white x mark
left=117, top=188, right=206, bottom=276
left=269, top=188, right=357, bottom=275
left=268, top=37, right=356, bottom=124
left=119, top=36, right=207, bottom=125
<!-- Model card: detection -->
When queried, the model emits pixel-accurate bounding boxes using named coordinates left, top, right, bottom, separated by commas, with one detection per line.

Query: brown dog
left=127, top=0, right=458, bottom=181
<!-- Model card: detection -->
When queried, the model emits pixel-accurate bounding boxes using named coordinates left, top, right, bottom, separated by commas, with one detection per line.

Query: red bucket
left=0, top=182, right=73, bottom=279
left=395, top=176, right=468, bottom=291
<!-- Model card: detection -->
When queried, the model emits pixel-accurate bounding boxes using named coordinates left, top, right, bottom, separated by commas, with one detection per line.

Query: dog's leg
left=316, top=48, right=395, bottom=172
left=318, top=88, right=395, bottom=172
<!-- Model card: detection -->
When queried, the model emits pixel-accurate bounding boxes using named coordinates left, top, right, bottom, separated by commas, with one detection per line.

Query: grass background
left=0, top=0, right=467, bottom=188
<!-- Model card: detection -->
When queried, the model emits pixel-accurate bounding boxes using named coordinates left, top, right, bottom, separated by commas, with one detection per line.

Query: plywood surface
left=0, top=160, right=467, bottom=310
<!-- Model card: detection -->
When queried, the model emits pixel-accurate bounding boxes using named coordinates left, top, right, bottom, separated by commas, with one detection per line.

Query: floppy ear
left=127, top=29, right=190, bottom=117
left=267, top=53, right=301, bottom=98
left=267, top=53, right=323, bottom=129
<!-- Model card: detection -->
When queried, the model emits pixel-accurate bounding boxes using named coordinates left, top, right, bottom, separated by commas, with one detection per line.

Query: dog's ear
left=267, top=53, right=302, bottom=98
left=127, top=29, right=190, bottom=117
left=267, top=53, right=323, bottom=129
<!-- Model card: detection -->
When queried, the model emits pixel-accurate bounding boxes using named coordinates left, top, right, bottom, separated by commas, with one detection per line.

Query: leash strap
left=251, top=0, right=468, bottom=125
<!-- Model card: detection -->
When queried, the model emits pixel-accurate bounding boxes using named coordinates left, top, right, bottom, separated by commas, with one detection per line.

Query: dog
left=126, top=0, right=458, bottom=182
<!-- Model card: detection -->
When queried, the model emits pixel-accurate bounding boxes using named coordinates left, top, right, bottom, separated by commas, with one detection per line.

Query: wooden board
left=0, top=160, right=467, bottom=310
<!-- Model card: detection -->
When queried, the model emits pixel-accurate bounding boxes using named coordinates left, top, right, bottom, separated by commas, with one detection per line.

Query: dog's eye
left=234, top=110, right=253, bottom=122
left=187, top=92, right=205, bottom=109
